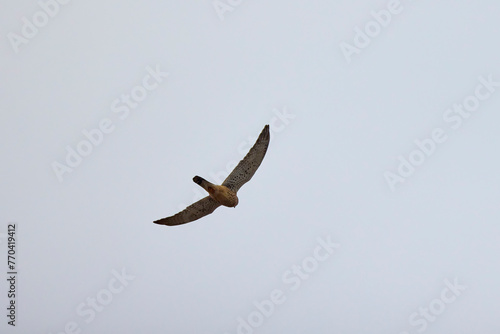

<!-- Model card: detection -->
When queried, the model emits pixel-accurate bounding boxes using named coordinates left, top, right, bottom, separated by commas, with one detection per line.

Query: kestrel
left=154, top=124, right=270, bottom=226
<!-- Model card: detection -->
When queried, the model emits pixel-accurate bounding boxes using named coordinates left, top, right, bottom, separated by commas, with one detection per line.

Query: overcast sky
left=1, top=1, right=500, bottom=333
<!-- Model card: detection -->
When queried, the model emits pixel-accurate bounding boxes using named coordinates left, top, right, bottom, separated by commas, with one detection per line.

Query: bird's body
left=193, top=176, right=239, bottom=208
left=154, top=124, right=270, bottom=226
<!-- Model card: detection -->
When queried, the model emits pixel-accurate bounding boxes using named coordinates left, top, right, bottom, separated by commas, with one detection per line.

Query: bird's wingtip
left=261, top=124, right=270, bottom=139
left=153, top=218, right=171, bottom=226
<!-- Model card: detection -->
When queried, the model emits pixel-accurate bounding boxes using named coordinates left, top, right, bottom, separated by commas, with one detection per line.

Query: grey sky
left=1, top=1, right=500, bottom=333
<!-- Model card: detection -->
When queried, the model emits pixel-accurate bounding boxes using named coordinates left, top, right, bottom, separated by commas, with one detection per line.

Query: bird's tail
left=193, top=176, right=214, bottom=193
left=193, top=176, right=206, bottom=186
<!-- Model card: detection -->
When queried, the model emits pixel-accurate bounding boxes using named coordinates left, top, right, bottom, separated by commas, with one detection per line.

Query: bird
left=154, top=124, right=270, bottom=226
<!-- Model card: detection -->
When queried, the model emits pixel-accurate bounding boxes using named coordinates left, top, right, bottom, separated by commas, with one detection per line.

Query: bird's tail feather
left=193, top=176, right=206, bottom=185
left=193, top=176, right=213, bottom=193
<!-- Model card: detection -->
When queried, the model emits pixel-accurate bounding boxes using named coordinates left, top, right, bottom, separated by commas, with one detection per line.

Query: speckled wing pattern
left=153, top=196, right=221, bottom=226
left=222, top=125, right=270, bottom=192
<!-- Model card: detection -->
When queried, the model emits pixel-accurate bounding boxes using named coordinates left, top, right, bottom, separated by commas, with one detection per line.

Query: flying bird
left=154, top=124, right=270, bottom=226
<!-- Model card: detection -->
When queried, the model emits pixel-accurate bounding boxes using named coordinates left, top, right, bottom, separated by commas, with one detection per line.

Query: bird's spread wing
left=222, top=124, right=270, bottom=192
left=153, top=196, right=221, bottom=226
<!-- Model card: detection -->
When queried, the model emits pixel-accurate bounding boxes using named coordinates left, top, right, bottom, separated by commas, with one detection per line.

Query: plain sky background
left=1, top=1, right=500, bottom=333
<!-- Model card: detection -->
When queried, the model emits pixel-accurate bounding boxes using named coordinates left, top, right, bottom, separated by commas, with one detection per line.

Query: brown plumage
left=154, top=124, right=270, bottom=226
